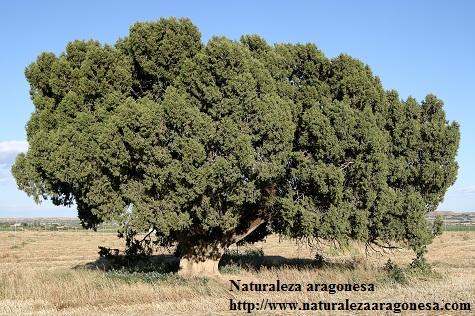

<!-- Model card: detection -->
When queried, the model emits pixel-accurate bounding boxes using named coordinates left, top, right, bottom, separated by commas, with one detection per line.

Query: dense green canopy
left=13, top=18, right=459, bottom=267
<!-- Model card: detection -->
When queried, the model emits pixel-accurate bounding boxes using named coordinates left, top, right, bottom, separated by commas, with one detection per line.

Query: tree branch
left=229, top=217, right=266, bottom=244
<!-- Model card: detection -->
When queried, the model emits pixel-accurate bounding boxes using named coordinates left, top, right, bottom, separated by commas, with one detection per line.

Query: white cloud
left=0, top=140, right=28, bottom=182
left=0, top=141, right=28, bottom=165
left=438, top=185, right=475, bottom=212
left=453, top=185, right=475, bottom=195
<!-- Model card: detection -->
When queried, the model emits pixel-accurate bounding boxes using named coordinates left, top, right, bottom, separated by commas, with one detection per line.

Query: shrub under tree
left=13, top=18, right=459, bottom=276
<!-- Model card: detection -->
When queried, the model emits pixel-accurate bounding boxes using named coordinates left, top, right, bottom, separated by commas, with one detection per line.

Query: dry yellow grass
left=0, top=230, right=473, bottom=315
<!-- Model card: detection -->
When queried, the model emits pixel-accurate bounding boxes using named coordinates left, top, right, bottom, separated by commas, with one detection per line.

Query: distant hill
left=0, top=217, right=80, bottom=224
left=427, top=211, right=475, bottom=227
left=431, top=211, right=475, bottom=216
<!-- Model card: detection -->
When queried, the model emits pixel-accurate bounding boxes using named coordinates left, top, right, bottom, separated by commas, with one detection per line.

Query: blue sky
left=1, top=1, right=474, bottom=217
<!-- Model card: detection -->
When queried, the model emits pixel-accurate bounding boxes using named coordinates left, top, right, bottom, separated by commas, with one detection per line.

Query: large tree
left=13, top=18, right=459, bottom=276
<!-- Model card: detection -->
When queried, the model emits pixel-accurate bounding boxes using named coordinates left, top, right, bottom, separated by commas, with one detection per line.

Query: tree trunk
left=177, top=240, right=226, bottom=277
left=178, top=253, right=223, bottom=277
left=177, top=218, right=266, bottom=277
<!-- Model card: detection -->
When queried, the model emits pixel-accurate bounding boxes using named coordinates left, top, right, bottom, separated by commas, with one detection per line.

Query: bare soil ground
left=0, top=230, right=473, bottom=315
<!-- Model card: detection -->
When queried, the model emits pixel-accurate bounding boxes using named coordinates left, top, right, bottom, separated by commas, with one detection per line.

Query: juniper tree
left=12, top=18, right=459, bottom=276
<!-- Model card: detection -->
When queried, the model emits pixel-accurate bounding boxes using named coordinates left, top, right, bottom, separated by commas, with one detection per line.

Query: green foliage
left=409, top=256, right=432, bottom=273
left=382, top=257, right=437, bottom=284
left=383, top=259, right=408, bottom=284
left=13, top=18, right=459, bottom=260
left=432, top=215, right=444, bottom=236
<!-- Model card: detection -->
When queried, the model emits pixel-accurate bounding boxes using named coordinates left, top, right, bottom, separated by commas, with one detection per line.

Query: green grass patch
left=105, top=269, right=184, bottom=284
left=443, top=225, right=474, bottom=232
left=380, top=258, right=442, bottom=285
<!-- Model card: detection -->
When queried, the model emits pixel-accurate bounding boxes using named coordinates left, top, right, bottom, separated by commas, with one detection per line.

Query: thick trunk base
left=176, top=238, right=225, bottom=277
left=178, top=257, right=220, bottom=277
left=176, top=218, right=266, bottom=277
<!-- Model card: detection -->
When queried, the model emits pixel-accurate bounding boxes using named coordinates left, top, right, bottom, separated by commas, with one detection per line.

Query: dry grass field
left=0, top=230, right=473, bottom=315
